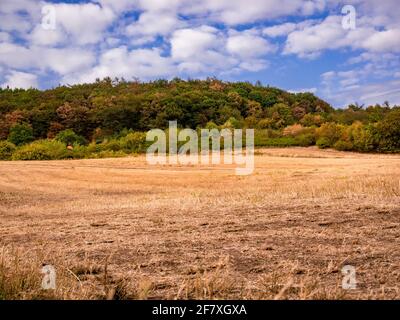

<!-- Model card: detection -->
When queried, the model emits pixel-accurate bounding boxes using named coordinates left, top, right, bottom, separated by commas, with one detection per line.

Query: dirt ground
left=0, top=147, right=399, bottom=299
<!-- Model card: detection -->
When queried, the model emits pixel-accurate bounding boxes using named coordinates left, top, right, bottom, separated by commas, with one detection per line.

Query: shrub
left=55, top=129, right=87, bottom=146
left=222, top=117, right=242, bottom=129
left=316, top=137, right=330, bottom=149
left=375, top=109, right=400, bottom=152
left=254, top=129, right=270, bottom=146
left=86, top=142, right=103, bottom=153
left=101, top=139, right=121, bottom=152
left=0, top=141, right=16, bottom=160
left=333, top=140, right=354, bottom=151
left=205, top=121, right=219, bottom=130
left=316, top=122, right=343, bottom=146
left=254, top=129, right=284, bottom=146
left=120, top=132, right=147, bottom=153
left=257, top=118, right=274, bottom=129
left=300, top=114, right=324, bottom=127
left=347, top=122, right=376, bottom=152
left=7, top=123, right=34, bottom=146
left=283, top=124, right=305, bottom=137
left=64, top=144, right=89, bottom=159
left=296, top=133, right=315, bottom=147
left=12, top=140, right=67, bottom=161
left=266, top=103, right=294, bottom=128
left=92, top=127, right=113, bottom=142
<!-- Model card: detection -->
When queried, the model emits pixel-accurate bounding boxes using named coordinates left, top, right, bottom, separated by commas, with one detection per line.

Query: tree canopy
left=0, top=78, right=399, bottom=157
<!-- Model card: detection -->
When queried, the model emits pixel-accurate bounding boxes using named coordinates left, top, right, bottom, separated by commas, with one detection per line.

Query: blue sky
left=0, top=0, right=399, bottom=108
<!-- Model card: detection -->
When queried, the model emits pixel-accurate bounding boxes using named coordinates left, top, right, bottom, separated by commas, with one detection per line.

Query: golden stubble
left=0, top=147, right=399, bottom=299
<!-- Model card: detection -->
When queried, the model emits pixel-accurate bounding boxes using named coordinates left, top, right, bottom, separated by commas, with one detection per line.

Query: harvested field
left=0, top=147, right=399, bottom=299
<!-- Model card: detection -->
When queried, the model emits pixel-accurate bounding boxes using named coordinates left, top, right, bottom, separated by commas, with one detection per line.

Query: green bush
left=65, top=144, right=89, bottom=159
left=266, top=103, right=294, bottom=129
left=101, top=139, right=121, bottom=152
left=375, top=109, right=400, bottom=152
left=254, top=129, right=283, bottom=146
left=8, top=123, right=34, bottom=146
left=55, top=129, right=87, bottom=146
left=120, top=132, right=147, bottom=153
left=347, top=122, right=377, bottom=152
left=296, top=133, right=316, bottom=147
left=12, top=140, right=67, bottom=161
left=222, top=117, right=242, bottom=129
left=300, top=114, right=324, bottom=127
left=0, top=141, right=16, bottom=160
left=258, top=118, right=274, bottom=129
left=316, top=137, right=330, bottom=149
left=333, top=140, right=354, bottom=151
left=316, top=122, right=343, bottom=146
left=205, top=121, right=219, bottom=130
left=86, top=142, right=103, bottom=153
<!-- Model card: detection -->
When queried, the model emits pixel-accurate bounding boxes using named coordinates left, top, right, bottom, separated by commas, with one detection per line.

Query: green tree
left=315, top=122, right=344, bottom=147
left=375, top=108, right=400, bottom=151
left=0, top=141, right=16, bottom=160
left=55, top=129, right=87, bottom=146
left=266, top=103, right=294, bottom=129
left=8, top=123, right=34, bottom=146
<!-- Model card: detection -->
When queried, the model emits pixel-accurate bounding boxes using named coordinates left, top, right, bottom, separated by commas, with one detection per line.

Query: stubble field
left=0, top=147, right=399, bottom=299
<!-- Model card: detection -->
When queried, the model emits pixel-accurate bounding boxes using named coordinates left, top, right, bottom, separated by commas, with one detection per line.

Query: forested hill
left=0, top=78, right=399, bottom=158
left=0, top=78, right=332, bottom=139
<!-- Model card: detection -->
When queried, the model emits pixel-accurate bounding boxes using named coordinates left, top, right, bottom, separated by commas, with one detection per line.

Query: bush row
left=0, top=131, right=148, bottom=161
left=1, top=117, right=399, bottom=161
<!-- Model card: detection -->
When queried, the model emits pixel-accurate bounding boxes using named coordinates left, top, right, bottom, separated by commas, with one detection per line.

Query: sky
left=0, top=0, right=399, bottom=108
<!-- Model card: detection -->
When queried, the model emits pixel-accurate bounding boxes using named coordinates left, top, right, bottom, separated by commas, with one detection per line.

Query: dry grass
left=0, top=147, right=399, bottom=300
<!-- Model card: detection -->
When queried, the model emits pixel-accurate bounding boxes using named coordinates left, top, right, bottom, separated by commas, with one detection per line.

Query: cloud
left=171, top=26, right=222, bottom=61
left=0, top=1, right=117, bottom=47
left=100, top=0, right=325, bottom=26
left=339, top=80, right=400, bottom=106
left=320, top=65, right=400, bottom=106
left=284, top=16, right=366, bottom=58
left=49, top=2, right=115, bottom=45
left=170, top=26, right=237, bottom=73
left=362, top=29, right=400, bottom=52
left=136, top=0, right=182, bottom=12
left=181, top=0, right=325, bottom=25
left=263, top=23, right=297, bottom=37
left=225, top=30, right=275, bottom=72
left=170, top=26, right=272, bottom=74
left=321, top=71, right=336, bottom=80
left=226, top=30, right=276, bottom=58
left=61, top=24, right=275, bottom=83
left=0, top=0, right=398, bottom=107
left=0, top=0, right=39, bottom=33
left=284, top=14, right=400, bottom=58
left=346, top=52, right=399, bottom=65
left=332, top=0, right=400, bottom=27
left=95, top=0, right=138, bottom=13
left=126, top=11, right=181, bottom=40
left=1, top=70, right=38, bottom=89
left=0, top=42, right=96, bottom=75
left=0, top=32, right=11, bottom=42
left=29, top=25, right=66, bottom=46
left=238, top=60, right=269, bottom=72
left=0, top=13, right=33, bottom=33
left=63, top=46, right=174, bottom=84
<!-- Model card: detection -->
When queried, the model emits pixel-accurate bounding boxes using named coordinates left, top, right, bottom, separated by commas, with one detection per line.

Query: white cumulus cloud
left=1, top=70, right=38, bottom=89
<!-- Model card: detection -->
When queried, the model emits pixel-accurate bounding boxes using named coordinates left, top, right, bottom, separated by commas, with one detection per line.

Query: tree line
left=0, top=77, right=399, bottom=160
